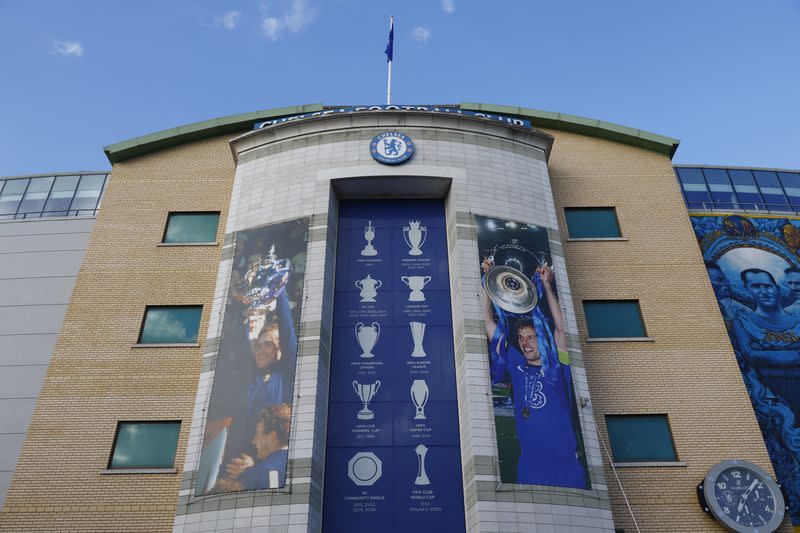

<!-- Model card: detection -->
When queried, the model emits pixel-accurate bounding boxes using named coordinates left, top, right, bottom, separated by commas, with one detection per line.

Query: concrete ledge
left=612, top=462, right=686, bottom=468
left=132, top=343, right=201, bottom=348
left=101, top=468, right=177, bottom=474
left=157, top=242, right=219, bottom=247
left=586, top=337, right=654, bottom=343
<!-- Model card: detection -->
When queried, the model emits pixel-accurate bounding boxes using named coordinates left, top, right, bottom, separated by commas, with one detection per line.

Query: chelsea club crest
left=370, top=132, right=414, bottom=165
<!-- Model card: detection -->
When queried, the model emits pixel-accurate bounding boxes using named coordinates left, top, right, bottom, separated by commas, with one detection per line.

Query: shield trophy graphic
left=352, top=380, right=381, bottom=420
left=409, top=322, right=426, bottom=357
left=355, top=321, right=380, bottom=358
left=410, top=379, right=429, bottom=420
left=403, top=220, right=427, bottom=256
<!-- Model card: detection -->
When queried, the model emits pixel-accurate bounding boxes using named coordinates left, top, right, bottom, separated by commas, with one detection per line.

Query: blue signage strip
left=322, top=200, right=466, bottom=533
left=255, top=105, right=530, bottom=129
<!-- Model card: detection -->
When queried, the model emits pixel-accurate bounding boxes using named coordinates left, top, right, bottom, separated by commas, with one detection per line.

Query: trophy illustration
left=352, top=380, right=381, bottom=420
left=361, top=220, right=378, bottom=256
left=403, top=220, right=428, bottom=256
left=401, top=275, right=431, bottom=302
left=410, top=379, right=429, bottom=420
left=483, top=239, right=545, bottom=315
left=355, top=274, right=382, bottom=302
left=239, top=244, right=291, bottom=340
left=414, top=444, right=430, bottom=486
left=355, top=321, right=380, bottom=358
left=410, top=322, right=427, bottom=357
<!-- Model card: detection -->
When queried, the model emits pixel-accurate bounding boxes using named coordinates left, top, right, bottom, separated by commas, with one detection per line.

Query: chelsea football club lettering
left=254, top=105, right=530, bottom=129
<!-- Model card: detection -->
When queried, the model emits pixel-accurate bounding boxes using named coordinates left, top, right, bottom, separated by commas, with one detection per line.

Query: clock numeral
left=732, top=470, right=742, bottom=479
left=765, top=505, right=771, bottom=512
left=716, top=482, right=726, bottom=490
left=723, top=506, right=730, bottom=514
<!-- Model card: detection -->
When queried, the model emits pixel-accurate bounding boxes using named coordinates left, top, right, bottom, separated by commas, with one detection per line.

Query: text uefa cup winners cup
left=403, top=220, right=427, bottom=256
left=355, top=321, right=380, bottom=358
left=353, top=380, right=381, bottom=420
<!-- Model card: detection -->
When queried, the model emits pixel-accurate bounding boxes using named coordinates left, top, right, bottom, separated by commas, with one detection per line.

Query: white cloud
left=412, top=26, right=431, bottom=44
left=54, top=40, right=83, bottom=57
left=217, top=10, right=241, bottom=30
left=260, top=0, right=318, bottom=40
left=442, top=0, right=455, bottom=14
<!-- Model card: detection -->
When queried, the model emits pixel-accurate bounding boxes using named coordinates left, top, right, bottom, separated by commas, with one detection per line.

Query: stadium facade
left=0, top=103, right=796, bottom=533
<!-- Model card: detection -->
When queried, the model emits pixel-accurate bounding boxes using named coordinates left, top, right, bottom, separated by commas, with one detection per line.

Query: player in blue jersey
left=481, top=259, right=587, bottom=488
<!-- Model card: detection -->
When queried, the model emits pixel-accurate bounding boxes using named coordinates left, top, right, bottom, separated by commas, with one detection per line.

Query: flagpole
left=386, top=16, right=393, bottom=105
left=387, top=59, right=392, bottom=105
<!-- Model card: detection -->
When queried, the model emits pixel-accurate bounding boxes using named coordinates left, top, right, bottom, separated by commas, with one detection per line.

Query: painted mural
left=693, top=214, right=800, bottom=525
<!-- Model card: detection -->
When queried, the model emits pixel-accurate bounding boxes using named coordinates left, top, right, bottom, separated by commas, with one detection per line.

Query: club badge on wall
left=370, top=132, right=414, bottom=165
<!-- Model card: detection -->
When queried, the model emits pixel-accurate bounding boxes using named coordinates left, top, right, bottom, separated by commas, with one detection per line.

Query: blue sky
left=1, top=0, right=799, bottom=175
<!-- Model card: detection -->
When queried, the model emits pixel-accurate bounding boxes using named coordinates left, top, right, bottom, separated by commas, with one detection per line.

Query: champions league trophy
left=409, top=322, right=427, bottom=357
left=352, top=380, right=381, bottom=420
left=483, top=239, right=541, bottom=316
left=355, top=321, right=380, bottom=358
left=360, top=221, right=378, bottom=256
left=401, top=275, right=431, bottom=302
left=240, top=244, right=291, bottom=340
left=355, top=274, right=382, bottom=302
left=403, top=220, right=428, bottom=256
left=410, top=379, right=429, bottom=420
left=414, top=444, right=430, bottom=486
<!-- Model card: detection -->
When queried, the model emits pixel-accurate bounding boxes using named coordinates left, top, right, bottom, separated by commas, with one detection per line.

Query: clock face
left=703, top=460, right=785, bottom=533
left=713, top=467, right=775, bottom=528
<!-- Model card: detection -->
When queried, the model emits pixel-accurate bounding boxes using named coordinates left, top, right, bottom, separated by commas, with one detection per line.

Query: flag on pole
left=385, top=16, right=394, bottom=62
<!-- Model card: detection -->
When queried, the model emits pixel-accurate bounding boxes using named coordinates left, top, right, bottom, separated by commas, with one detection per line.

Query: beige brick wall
left=542, top=128, right=791, bottom=532
left=0, top=135, right=237, bottom=531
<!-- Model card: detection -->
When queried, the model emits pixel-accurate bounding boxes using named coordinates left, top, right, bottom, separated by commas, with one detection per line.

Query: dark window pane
left=728, top=170, right=766, bottom=210
left=0, top=179, right=28, bottom=216
left=43, top=175, right=80, bottom=216
left=564, top=207, right=621, bottom=238
left=163, top=212, right=220, bottom=243
left=606, top=415, right=677, bottom=462
left=138, top=306, right=202, bottom=344
left=17, top=177, right=54, bottom=216
left=779, top=172, right=800, bottom=210
left=109, top=422, right=181, bottom=469
left=676, top=167, right=704, bottom=185
left=583, top=300, right=646, bottom=338
left=753, top=171, right=789, bottom=210
left=70, top=174, right=106, bottom=211
left=702, top=169, right=738, bottom=209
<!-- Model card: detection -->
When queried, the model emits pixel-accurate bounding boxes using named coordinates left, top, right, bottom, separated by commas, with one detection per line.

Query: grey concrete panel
left=0, top=232, right=92, bottom=254
left=0, top=366, right=47, bottom=399
left=0, top=399, right=37, bottom=433
left=0, top=250, right=85, bottom=279
left=0, top=434, right=25, bottom=471
left=0, top=217, right=95, bottom=237
left=0, top=334, right=57, bottom=366
left=0, top=277, right=76, bottom=306
left=0, top=305, right=68, bottom=335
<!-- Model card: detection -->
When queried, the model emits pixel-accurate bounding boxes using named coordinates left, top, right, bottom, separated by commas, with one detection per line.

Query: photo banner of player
left=475, top=214, right=589, bottom=488
left=194, top=218, right=308, bottom=495
left=692, top=214, right=800, bottom=526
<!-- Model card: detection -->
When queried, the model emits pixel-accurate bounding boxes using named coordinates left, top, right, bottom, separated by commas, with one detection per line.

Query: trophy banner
left=475, top=214, right=590, bottom=489
left=195, top=218, right=308, bottom=495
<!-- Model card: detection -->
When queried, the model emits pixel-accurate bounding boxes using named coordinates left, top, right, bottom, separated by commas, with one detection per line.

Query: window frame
left=136, top=305, right=203, bottom=346
left=564, top=206, right=624, bottom=240
left=106, top=420, right=182, bottom=471
left=582, top=299, right=650, bottom=341
left=160, top=211, right=221, bottom=245
left=605, top=414, right=680, bottom=465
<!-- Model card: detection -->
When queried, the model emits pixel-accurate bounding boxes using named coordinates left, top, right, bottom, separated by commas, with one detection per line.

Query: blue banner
left=322, top=200, right=466, bottom=533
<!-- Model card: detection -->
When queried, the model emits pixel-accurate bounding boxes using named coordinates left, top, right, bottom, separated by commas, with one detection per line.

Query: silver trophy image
left=355, top=321, right=380, bottom=358
left=483, top=239, right=544, bottom=317
left=239, top=244, right=291, bottom=340
left=403, top=220, right=427, bottom=256
left=355, top=274, right=382, bottom=303
left=409, top=322, right=427, bottom=358
left=414, top=444, right=431, bottom=486
left=401, top=275, right=431, bottom=302
left=352, top=380, right=381, bottom=420
left=410, top=379, right=429, bottom=420
left=360, top=220, right=378, bottom=256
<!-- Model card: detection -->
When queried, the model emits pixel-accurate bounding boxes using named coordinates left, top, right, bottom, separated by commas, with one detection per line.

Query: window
left=702, top=168, right=738, bottom=210
left=728, top=169, right=765, bottom=211
left=138, top=306, right=202, bottom=344
left=779, top=171, right=800, bottom=211
left=753, top=170, right=790, bottom=211
left=606, top=415, right=677, bottom=462
left=564, top=207, right=622, bottom=238
left=675, top=167, right=711, bottom=209
left=583, top=300, right=646, bottom=338
left=162, top=212, right=220, bottom=244
left=108, top=421, right=181, bottom=469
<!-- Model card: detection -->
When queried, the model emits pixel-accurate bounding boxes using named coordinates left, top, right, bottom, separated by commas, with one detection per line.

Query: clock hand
left=737, top=479, right=760, bottom=512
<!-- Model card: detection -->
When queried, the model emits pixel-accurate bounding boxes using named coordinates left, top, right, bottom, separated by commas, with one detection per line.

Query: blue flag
left=384, top=17, right=394, bottom=63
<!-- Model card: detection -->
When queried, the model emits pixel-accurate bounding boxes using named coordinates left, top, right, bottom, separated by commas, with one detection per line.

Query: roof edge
left=460, top=102, right=680, bottom=159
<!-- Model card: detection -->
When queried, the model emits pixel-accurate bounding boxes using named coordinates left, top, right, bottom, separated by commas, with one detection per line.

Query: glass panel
left=606, top=415, right=677, bottom=462
left=728, top=170, right=765, bottom=210
left=109, top=422, right=181, bottom=468
left=139, top=306, right=202, bottom=344
left=753, top=171, right=789, bottom=210
left=564, top=208, right=621, bottom=238
left=583, top=300, right=646, bottom=338
left=163, top=213, right=220, bottom=243
left=779, top=172, right=800, bottom=210
left=702, top=169, right=738, bottom=209
left=43, top=175, right=80, bottom=217
left=0, top=178, right=28, bottom=216
left=676, top=168, right=712, bottom=209
left=17, top=177, right=54, bottom=216
left=70, top=174, right=106, bottom=212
